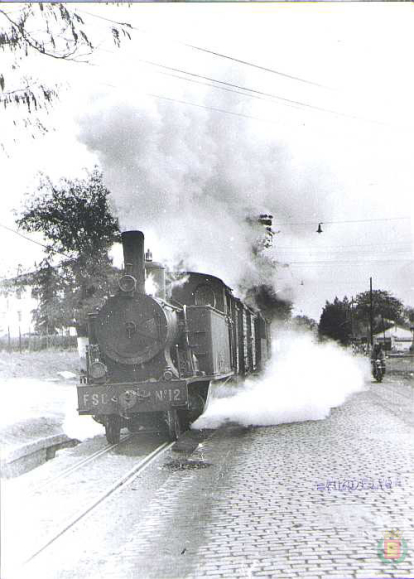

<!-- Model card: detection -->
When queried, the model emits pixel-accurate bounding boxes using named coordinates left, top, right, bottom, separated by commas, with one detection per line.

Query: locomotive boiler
left=77, top=230, right=271, bottom=443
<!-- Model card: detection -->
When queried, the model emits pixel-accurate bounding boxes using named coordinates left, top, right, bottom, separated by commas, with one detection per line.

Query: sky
left=1, top=2, right=413, bottom=322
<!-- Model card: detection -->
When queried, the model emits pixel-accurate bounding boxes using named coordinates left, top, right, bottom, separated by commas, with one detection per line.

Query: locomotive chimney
left=121, top=230, right=145, bottom=294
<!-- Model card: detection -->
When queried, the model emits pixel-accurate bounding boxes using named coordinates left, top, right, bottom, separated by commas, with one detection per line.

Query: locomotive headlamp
left=163, top=369, right=174, bottom=381
left=118, top=275, right=137, bottom=293
left=89, top=361, right=107, bottom=380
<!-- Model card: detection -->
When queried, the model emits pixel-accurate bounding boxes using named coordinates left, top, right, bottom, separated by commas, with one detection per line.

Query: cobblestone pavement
left=24, top=379, right=414, bottom=579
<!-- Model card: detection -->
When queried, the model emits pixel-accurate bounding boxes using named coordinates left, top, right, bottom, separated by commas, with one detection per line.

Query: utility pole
left=370, top=277, right=374, bottom=347
left=350, top=298, right=354, bottom=339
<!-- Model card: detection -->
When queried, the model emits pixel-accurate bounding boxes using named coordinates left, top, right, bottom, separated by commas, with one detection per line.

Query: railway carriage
left=77, top=230, right=271, bottom=443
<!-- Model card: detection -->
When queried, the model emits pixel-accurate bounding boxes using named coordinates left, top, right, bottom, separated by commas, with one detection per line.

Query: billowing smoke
left=193, top=330, right=370, bottom=430
left=77, top=83, right=333, bottom=301
left=244, top=284, right=293, bottom=323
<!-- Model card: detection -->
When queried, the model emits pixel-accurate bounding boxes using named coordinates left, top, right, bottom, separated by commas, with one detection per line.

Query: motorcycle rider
left=371, top=342, right=386, bottom=379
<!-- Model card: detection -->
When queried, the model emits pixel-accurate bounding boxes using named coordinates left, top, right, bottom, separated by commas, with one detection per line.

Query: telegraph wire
left=76, top=11, right=410, bottom=130
left=277, top=241, right=412, bottom=249
left=0, top=223, right=72, bottom=260
left=277, top=217, right=411, bottom=226
left=98, top=51, right=389, bottom=128
left=100, top=80, right=385, bottom=136
left=288, top=259, right=414, bottom=267
left=136, top=59, right=380, bottom=125
left=2, top=221, right=411, bottom=270
left=82, top=43, right=411, bottom=134
left=145, top=92, right=284, bottom=127
left=276, top=242, right=412, bottom=251
left=75, top=8, right=330, bottom=89
left=277, top=250, right=413, bottom=258
left=137, top=66, right=301, bottom=112
left=100, top=80, right=293, bottom=130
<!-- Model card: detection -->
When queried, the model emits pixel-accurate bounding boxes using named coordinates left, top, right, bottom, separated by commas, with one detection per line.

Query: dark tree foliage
left=318, top=290, right=410, bottom=345
left=0, top=4, right=131, bottom=137
left=318, top=296, right=352, bottom=345
left=27, top=259, right=66, bottom=334
left=405, top=306, right=414, bottom=325
left=354, top=290, right=405, bottom=333
left=16, top=168, right=121, bottom=335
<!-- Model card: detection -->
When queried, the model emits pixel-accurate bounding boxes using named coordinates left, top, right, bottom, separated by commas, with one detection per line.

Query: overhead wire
left=0, top=223, right=72, bottom=260
left=1, top=220, right=411, bottom=271
left=75, top=7, right=331, bottom=90
left=276, top=241, right=412, bottom=250
left=73, top=8, right=414, bottom=132
left=276, top=217, right=411, bottom=226
left=288, top=259, right=414, bottom=267
left=97, top=48, right=391, bottom=129
left=99, top=77, right=394, bottom=137
left=135, top=59, right=384, bottom=126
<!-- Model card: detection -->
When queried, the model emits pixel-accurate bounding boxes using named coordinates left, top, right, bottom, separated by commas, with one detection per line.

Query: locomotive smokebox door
left=95, top=293, right=178, bottom=367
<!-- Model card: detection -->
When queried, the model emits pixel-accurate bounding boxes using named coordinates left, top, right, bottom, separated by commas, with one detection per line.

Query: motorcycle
left=372, top=358, right=386, bottom=382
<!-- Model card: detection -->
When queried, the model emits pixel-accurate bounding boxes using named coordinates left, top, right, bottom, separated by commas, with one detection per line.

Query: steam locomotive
left=77, top=230, right=271, bottom=443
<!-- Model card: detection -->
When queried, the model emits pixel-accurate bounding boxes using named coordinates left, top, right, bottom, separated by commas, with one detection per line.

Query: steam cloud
left=193, top=330, right=369, bottom=430
left=63, top=395, right=103, bottom=441
left=77, top=86, right=333, bottom=300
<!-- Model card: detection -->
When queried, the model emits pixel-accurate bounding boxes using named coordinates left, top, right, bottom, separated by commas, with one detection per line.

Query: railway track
left=24, top=441, right=173, bottom=566
left=3, top=436, right=174, bottom=577
left=32, top=433, right=133, bottom=493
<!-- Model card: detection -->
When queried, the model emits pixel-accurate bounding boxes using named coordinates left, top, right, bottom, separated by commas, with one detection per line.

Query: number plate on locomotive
left=77, top=381, right=188, bottom=414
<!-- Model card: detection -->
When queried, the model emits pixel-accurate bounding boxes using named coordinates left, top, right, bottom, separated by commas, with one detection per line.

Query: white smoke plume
left=193, top=330, right=370, bottom=430
left=77, top=83, right=334, bottom=299
left=145, top=272, right=158, bottom=296
left=63, top=388, right=103, bottom=441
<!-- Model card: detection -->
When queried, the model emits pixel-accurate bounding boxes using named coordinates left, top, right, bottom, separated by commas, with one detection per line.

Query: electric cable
left=0, top=222, right=72, bottom=260
left=75, top=8, right=331, bottom=89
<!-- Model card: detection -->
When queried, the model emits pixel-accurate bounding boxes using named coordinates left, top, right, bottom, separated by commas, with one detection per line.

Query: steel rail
left=32, top=434, right=133, bottom=493
left=24, top=441, right=174, bottom=566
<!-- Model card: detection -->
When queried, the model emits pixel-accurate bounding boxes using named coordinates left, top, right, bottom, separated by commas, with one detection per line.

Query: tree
left=353, top=290, right=405, bottom=334
left=403, top=305, right=414, bottom=326
left=0, top=4, right=131, bottom=138
left=27, top=259, right=66, bottom=334
left=318, top=290, right=409, bottom=346
left=318, top=296, right=352, bottom=345
left=16, top=167, right=121, bottom=335
left=291, top=315, right=318, bottom=333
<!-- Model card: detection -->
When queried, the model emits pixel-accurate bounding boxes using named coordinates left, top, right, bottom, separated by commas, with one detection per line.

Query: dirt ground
left=0, top=349, right=80, bottom=381
left=386, top=354, right=414, bottom=379
left=0, top=350, right=81, bottom=452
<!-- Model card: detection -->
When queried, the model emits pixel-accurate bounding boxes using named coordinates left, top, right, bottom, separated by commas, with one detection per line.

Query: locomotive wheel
left=105, top=415, right=122, bottom=444
left=188, top=393, right=206, bottom=423
left=166, top=410, right=181, bottom=441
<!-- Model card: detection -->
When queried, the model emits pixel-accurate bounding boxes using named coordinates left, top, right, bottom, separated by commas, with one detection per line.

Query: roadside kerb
left=0, top=434, right=78, bottom=478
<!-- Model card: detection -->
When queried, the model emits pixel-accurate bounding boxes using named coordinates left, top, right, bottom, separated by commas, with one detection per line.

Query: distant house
left=373, top=324, right=414, bottom=352
left=0, top=285, right=38, bottom=338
